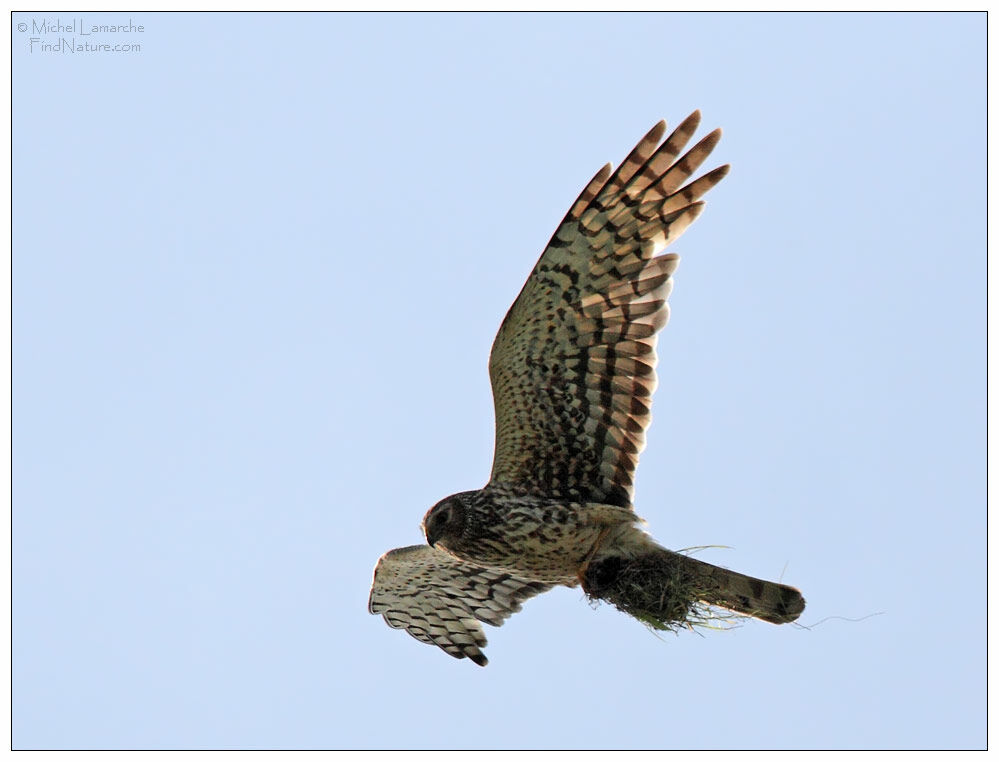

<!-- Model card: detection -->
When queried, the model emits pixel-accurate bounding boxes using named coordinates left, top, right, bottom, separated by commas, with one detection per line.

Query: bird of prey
left=368, top=112, right=805, bottom=666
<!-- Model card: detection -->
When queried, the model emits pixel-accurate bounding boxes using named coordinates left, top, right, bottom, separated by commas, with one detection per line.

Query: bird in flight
left=368, top=112, right=805, bottom=666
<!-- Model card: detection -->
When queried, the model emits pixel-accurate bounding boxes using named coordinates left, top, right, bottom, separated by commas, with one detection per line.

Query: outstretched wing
left=488, top=112, right=728, bottom=508
left=368, top=545, right=553, bottom=666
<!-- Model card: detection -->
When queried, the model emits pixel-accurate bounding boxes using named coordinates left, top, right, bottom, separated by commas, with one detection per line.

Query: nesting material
left=583, top=550, right=718, bottom=631
left=583, top=546, right=805, bottom=631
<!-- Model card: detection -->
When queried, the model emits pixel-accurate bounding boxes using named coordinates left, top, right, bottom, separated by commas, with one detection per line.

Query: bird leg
left=577, top=526, right=612, bottom=589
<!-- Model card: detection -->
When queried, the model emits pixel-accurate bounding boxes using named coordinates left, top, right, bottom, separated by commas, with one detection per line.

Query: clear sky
left=12, top=11, right=984, bottom=751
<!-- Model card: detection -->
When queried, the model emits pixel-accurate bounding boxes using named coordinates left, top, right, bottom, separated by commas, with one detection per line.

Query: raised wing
left=368, top=545, right=553, bottom=666
left=488, top=112, right=728, bottom=508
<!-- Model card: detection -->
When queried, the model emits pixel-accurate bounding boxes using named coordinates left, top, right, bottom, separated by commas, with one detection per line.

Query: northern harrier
left=368, top=113, right=805, bottom=666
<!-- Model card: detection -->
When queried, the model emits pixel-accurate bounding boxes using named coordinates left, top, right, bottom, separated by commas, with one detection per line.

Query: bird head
left=422, top=495, right=468, bottom=549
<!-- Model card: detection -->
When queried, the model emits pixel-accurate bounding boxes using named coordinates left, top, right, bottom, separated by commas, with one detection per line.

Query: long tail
left=583, top=547, right=805, bottom=628
left=675, top=551, right=805, bottom=624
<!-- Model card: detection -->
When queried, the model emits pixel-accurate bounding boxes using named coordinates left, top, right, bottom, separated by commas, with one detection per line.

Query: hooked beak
left=425, top=526, right=440, bottom=548
left=422, top=520, right=438, bottom=548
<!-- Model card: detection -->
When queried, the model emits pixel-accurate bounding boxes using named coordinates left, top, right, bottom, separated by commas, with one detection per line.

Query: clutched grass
left=582, top=548, right=744, bottom=633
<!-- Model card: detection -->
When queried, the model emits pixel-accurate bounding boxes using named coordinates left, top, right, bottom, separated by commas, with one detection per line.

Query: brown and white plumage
left=368, top=113, right=804, bottom=666
left=488, top=113, right=725, bottom=509
left=368, top=545, right=552, bottom=666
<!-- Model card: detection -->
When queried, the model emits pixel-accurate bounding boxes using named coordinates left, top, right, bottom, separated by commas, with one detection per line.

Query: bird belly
left=444, top=501, right=641, bottom=586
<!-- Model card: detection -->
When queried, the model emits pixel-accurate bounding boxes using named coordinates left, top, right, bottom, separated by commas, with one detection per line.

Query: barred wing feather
left=488, top=113, right=729, bottom=508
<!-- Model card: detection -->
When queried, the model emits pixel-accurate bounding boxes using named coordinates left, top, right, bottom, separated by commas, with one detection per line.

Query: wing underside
left=368, top=545, right=553, bottom=666
left=488, top=113, right=729, bottom=508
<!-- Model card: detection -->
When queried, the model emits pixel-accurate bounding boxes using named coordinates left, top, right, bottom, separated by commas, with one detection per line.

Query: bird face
left=422, top=496, right=468, bottom=549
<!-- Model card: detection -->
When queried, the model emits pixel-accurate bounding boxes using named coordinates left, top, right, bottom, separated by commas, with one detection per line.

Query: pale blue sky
left=13, top=11, right=984, bottom=750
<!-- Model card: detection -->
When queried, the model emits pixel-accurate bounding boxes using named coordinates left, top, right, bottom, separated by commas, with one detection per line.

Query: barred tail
left=583, top=547, right=805, bottom=629
left=677, top=553, right=805, bottom=624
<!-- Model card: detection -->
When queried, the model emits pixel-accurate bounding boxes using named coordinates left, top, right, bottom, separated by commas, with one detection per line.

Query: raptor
left=368, top=112, right=805, bottom=666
